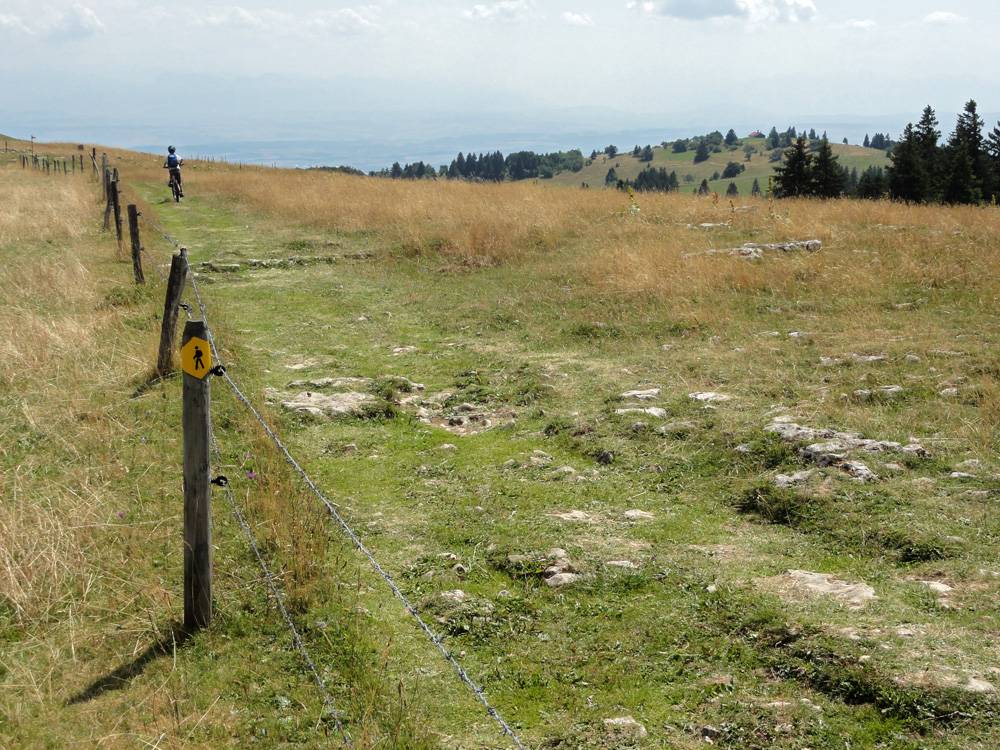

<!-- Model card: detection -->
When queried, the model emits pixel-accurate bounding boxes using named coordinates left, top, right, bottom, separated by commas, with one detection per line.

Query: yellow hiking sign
left=181, top=337, right=212, bottom=379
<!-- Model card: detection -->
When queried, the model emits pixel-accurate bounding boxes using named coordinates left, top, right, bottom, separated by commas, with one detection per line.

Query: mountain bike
left=165, top=163, right=184, bottom=202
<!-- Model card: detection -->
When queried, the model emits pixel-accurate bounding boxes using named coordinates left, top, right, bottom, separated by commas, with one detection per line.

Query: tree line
left=772, top=101, right=1000, bottom=203
left=372, top=148, right=586, bottom=182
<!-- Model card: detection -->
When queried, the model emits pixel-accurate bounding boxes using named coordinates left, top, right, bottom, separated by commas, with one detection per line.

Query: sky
left=1, top=1, right=998, bottom=167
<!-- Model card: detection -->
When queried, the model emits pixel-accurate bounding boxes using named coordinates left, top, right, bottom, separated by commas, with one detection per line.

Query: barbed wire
left=118, top=182, right=528, bottom=750
left=207, top=429, right=353, bottom=747
left=182, top=245, right=528, bottom=750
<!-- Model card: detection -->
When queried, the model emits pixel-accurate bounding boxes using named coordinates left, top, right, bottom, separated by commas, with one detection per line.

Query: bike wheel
left=172, top=181, right=181, bottom=202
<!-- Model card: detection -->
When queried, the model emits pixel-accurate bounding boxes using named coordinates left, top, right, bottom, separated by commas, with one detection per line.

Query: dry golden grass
left=122, top=157, right=1000, bottom=306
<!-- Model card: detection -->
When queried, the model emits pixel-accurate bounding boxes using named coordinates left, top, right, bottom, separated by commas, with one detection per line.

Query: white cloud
left=196, top=5, right=379, bottom=34
left=309, top=8, right=378, bottom=33
left=844, top=18, right=877, bottom=30
left=561, top=11, right=595, bottom=27
left=0, top=13, right=32, bottom=34
left=630, top=0, right=817, bottom=24
left=1, top=4, right=104, bottom=38
left=463, top=0, right=534, bottom=22
left=923, top=11, right=966, bottom=25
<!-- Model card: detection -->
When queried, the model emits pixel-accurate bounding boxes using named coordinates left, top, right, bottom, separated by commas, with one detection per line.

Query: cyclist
left=164, top=146, right=184, bottom=197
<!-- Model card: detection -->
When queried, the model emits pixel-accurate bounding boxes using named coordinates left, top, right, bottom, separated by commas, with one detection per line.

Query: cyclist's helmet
left=168, top=145, right=176, bottom=154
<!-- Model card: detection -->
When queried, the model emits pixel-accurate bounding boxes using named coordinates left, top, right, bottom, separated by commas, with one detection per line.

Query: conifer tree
left=751, top=178, right=761, bottom=197
left=672, top=139, right=688, bottom=153
left=888, top=124, right=929, bottom=202
left=863, top=133, right=871, bottom=148
left=640, top=145, right=654, bottom=162
left=811, top=138, right=846, bottom=198
left=726, top=182, right=738, bottom=196
left=605, top=168, right=618, bottom=185
left=693, top=141, right=710, bottom=163
left=772, top=137, right=813, bottom=197
left=767, top=127, right=780, bottom=149
left=725, top=129, right=738, bottom=146
left=698, top=179, right=710, bottom=195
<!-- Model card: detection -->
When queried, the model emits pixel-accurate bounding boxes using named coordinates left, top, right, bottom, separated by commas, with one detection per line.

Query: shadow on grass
left=131, top=369, right=177, bottom=399
left=66, top=621, right=192, bottom=705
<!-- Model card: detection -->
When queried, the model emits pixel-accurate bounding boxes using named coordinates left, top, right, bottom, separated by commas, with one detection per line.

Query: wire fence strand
left=142, top=204, right=527, bottom=749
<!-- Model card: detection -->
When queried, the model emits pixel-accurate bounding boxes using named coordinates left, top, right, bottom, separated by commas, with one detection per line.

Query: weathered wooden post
left=111, top=169, right=124, bottom=250
left=126, top=204, right=145, bottom=284
left=91, top=148, right=99, bottom=177
left=181, top=319, right=213, bottom=631
left=156, top=248, right=189, bottom=375
left=102, top=169, right=113, bottom=231
left=100, top=153, right=109, bottom=197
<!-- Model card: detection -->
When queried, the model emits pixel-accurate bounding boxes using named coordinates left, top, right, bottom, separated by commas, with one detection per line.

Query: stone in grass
left=939, top=387, right=960, bottom=398
left=392, top=345, right=418, bottom=356
left=779, top=570, right=877, bottom=609
left=280, top=390, right=373, bottom=418
left=616, top=406, right=668, bottom=419
left=852, top=385, right=904, bottom=401
left=603, top=716, right=647, bottom=740
left=841, top=461, right=879, bottom=483
left=606, top=560, right=640, bottom=570
left=621, top=388, right=661, bottom=401
left=965, top=677, right=997, bottom=694
left=549, top=510, right=594, bottom=523
left=689, top=391, right=732, bottom=403
left=623, top=509, right=655, bottom=522
left=773, top=470, right=817, bottom=488
left=440, top=589, right=466, bottom=603
left=950, top=471, right=976, bottom=479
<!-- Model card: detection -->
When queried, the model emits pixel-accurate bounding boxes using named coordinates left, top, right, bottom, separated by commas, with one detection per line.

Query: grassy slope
left=4, top=139, right=999, bottom=749
left=549, top=138, right=890, bottom=195
left=120, top=158, right=997, bottom=747
left=0, top=142, right=451, bottom=748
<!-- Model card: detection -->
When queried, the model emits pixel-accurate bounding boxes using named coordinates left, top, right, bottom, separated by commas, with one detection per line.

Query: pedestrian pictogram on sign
left=181, top=336, right=212, bottom=379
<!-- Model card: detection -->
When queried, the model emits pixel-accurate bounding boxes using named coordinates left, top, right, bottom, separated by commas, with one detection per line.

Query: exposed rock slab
left=772, top=569, right=877, bottom=609
left=280, top=390, right=373, bottom=418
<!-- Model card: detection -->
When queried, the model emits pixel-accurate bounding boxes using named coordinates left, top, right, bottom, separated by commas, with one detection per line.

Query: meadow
left=2, top=138, right=998, bottom=748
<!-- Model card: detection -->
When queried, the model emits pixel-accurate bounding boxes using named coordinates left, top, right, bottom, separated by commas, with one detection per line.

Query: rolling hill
left=549, top=137, right=891, bottom=195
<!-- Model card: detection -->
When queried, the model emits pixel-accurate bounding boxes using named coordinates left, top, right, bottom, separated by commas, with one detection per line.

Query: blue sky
left=1, top=1, right=997, bottom=162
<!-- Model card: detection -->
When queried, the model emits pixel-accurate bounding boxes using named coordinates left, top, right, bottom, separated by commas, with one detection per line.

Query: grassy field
left=3, top=137, right=999, bottom=749
left=548, top=138, right=890, bottom=196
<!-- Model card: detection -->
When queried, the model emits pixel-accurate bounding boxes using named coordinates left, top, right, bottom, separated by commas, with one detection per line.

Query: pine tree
left=863, top=133, right=871, bottom=148
left=693, top=141, right=710, bottom=163
left=640, top=145, right=654, bottom=162
left=888, top=124, right=929, bottom=202
left=672, top=139, right=688, bottom=153
left=843, top=137, right=849, bottom=145
left=913, top=105, right=942, bottom=200
left=697, top=179, right=710, bottom=195
left=767, top=127, right=780, bottom=149
left=943, top=101, right=986, bottom=204
left=751, top=178, right=762, bottom=197
left=986, top=122, right=1000, bottom=201
left=772, top=137, right=813, bottom=197
left=856, top=166, right=888, bottom=199
left=725, top=129, right=738, bottom=146
left=390, top=162, right=403, bottom=179
left=811, top=139, right=846, bottom=198
left=726, top=182, right=739, bottom=196
left=808, top=128, right=817, bottom=140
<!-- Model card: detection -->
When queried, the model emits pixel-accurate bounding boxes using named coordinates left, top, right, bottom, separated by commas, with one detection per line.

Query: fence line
left=123, top=178, right=528, bottom=749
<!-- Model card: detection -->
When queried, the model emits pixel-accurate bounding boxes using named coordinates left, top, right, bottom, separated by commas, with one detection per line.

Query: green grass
left=116, top=172, right=999, bottom=748
left=4, top=143, right=997, bottom=748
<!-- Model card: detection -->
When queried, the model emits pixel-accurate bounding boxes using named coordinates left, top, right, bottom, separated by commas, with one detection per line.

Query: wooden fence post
left=157, top=248, right=189, bottom=375
left=182, top=319, right=213, bottom=631
left=111, top=169, right=124, bottom=250
left=102, top=169, right=113, bottom=231
left=91, top=148, right=99, bottom=177
left=126, top=204, right=145, bottom=284
left=100, top=153, right=108, bottom=197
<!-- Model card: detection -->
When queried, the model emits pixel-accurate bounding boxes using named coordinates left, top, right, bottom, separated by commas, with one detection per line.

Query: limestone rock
left=623, top=509, right=655, bottom=522
left=616, top=406, right=668, bottom=419
left=603, top=716, right=647, bottom=740
left=773, top=469, right=817, bottom=488
left=621, top=388, right=661, bottom=401
left=549, top=510, right=593, bottom=523
left=781, top=569, right=877, bottom=609
left=280, top=390, right=373, bottom=418
left=689, top=391, right=731, bottom=403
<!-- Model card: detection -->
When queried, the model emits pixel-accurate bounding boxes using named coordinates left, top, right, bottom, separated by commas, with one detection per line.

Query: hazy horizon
left=2, top=1, right=998, bottom=169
